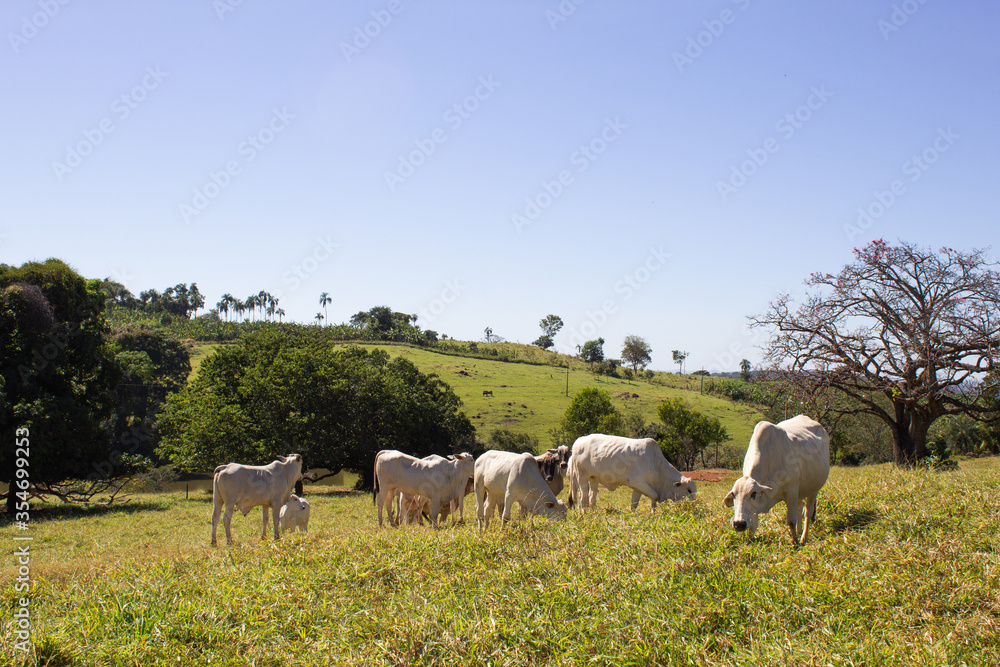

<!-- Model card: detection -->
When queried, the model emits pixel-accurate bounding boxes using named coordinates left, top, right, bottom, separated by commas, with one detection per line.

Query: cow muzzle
left=732, top=520, right=748, bottom=532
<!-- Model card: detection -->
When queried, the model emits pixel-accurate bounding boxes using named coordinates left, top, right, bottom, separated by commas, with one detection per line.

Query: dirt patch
left=682, top=468, right=736, bottom=483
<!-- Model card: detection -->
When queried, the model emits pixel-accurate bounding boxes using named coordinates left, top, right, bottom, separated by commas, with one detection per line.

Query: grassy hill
left=349, top=343, right=764, bottom=457
left=5, top=459, right=999, bottom=665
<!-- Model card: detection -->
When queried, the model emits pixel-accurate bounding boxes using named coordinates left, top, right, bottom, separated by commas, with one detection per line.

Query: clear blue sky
left=2, top=1, right=997, bottom=372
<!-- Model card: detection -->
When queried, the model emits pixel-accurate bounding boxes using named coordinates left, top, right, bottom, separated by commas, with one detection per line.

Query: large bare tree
left=751, top=239, right=1000, bottom=465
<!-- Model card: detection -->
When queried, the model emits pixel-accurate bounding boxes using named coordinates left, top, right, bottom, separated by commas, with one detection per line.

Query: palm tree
left=276, top=308, right=285, bottom=323
left=216, top=298, right=230, bottom=322
left=234, top=301, right=246, bottom=322
left=319, top=292, right=332, bottom=326
left=244, top=296, right=256, bottom=322
left=315, top=312, right=324, bottom=325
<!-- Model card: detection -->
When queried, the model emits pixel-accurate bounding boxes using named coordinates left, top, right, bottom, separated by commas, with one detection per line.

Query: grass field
left=4, top=458, right=999, bottom=665
left=340, top=343, right=765, bottom=456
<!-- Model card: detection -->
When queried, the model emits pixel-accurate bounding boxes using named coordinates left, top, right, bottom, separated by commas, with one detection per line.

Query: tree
left=555, top=388, right=623, bottom=445
left=656, top=397, right=729, bottom=470
left=1, top=259, right=121, bottom=512
left=578, top=338, right=605, bottom=363
left=740, top=359, right=752, bottom=382
left=156, top=330, right=474, bottom=489
left=751, top=240, right=1000, bottom=466
left=672, top=350, right=688, bottom=375
left=314, top=313, right=324, bottom=325
left=534, top=314, right=563, bottom=349
left=319, top=292, right=332, bottom=326
left=622, top=335, right=652, bottom=371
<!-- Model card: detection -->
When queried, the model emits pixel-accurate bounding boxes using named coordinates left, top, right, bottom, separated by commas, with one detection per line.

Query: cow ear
left=277, top=455, right=287, bottom=462
left=674, top=481, right=684, bottom=487
left=545, top=502, right=556, bottom=508
left=446, top=455, right=456, bottom=460
left=724, top=491, right=735, bottom=507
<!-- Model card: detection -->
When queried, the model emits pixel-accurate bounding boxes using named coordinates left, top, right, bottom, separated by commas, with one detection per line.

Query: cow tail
left=372, top=457, right=379, bottom=506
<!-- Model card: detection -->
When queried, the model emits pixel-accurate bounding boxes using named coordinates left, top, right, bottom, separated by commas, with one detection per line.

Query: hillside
left=347, top=343, right=764, bottom=455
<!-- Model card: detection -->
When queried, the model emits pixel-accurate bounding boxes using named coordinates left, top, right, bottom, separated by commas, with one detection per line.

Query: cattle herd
left=209, top=415, right=831, bottom=547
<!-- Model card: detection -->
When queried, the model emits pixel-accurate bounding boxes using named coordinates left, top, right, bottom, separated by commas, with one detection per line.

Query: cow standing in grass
left=374, top=450, right=475, bottom=528
left=724, top=415, right=830, bottom=545
left=211, top=454, right=304, bottom=546
left=569, top=434, right=696, bottom=511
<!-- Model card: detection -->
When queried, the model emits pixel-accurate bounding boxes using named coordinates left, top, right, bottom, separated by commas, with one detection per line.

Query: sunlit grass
left=4, top=459, right=1000, bottom=665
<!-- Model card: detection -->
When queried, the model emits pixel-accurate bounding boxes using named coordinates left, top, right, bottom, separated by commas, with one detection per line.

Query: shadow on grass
left=825, top=506, right=880, bottom=535
left=1, top=499, right=170, bottom=523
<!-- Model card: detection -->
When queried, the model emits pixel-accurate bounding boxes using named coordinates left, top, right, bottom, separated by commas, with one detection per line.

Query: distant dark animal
left=483, top=390, right=493, bottom=397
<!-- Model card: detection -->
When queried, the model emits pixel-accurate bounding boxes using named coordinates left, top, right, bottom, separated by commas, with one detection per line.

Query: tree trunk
left=891, top=401, right=915, bottom=466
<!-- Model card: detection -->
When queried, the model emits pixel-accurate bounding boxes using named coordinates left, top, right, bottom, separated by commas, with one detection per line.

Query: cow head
left=278, top=453, right=305, bottom=481
left=286, top=493, right=309, bottom=512
left=671, top=476, right=697, bottom=500
left=535, top=455, right=561, bottom=483
left=546, top=446, right=571, bottom=471
left=538, top=499, right=568, bottom=521
left=723, top=476, right=774, bottom=536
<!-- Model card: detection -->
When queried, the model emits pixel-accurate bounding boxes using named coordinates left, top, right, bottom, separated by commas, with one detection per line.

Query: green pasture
left=340, top=343, right=764, bottom=453
left=4, top=459, right=1000, bottom=665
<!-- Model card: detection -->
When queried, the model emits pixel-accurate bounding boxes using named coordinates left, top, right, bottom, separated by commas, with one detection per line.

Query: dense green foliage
left=552, top=387, right=624, bottom=446
left=657, top=397, right=730, bottom=470
left=110, top=329, right=191, bottom=462
left=156, top=330, right=474, bottom=488
left=578, top=337, right=605, bottom=363
left=0, top=259, right=120, bottom=510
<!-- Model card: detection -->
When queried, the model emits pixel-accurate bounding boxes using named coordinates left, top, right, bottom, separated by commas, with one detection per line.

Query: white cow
left=569, top=434, right=696, bottom=511
left=374, top=450, right=475, bottom=527
left=399, top=476, right=474, bottom=526
left=724, top=415, right=830, bottom=545
left=211, top=454, right=304, bottom=546
left=279, top=493, right=311, bottom=533
left=475, top=450, right=568, bottom=530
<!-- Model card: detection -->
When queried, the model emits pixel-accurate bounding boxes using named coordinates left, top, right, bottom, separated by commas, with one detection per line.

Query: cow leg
left=586, top=478, right=599, bottom=509
left=801, top=495, right=818, bottom=545
left=272, top=503, right=281, bottom=541
left=628, top=481, right=659, bottom=512
left=481, top=492, right=498, bottom=531
left=261, top=507, right=269, bottom=540
left=784, top=492, right=801, bottom=545
left=630, top=489, right=642, bottom=511
left=501, top=490, right=515, bottom=524
left=211, top=498, right=223, bottom=546
left=429, top=497, right=442, bottom=529
left=377, top=489, right=386, bottom=527
left=223, top=503, right=235, bottom=545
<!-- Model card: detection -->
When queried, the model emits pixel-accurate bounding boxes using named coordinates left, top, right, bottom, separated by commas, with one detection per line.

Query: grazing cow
left=475, top=450, right=567, bottom=530
left=483, top=390, right=493, bottom=397
left=569, top=434, right=696, bottom=511
left=211, top=454, right=304, bottom=546
left=374, top=450, right=475, bottom=527
left=724, top=415, right=830, bottom=545
left=399, top=476, right=474, bottom=525
left=280, top=494, right=311, bottom=533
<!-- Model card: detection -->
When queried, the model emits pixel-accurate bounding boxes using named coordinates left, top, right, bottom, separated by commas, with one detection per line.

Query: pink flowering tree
left=750, top=239, right=1000, bottom=465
